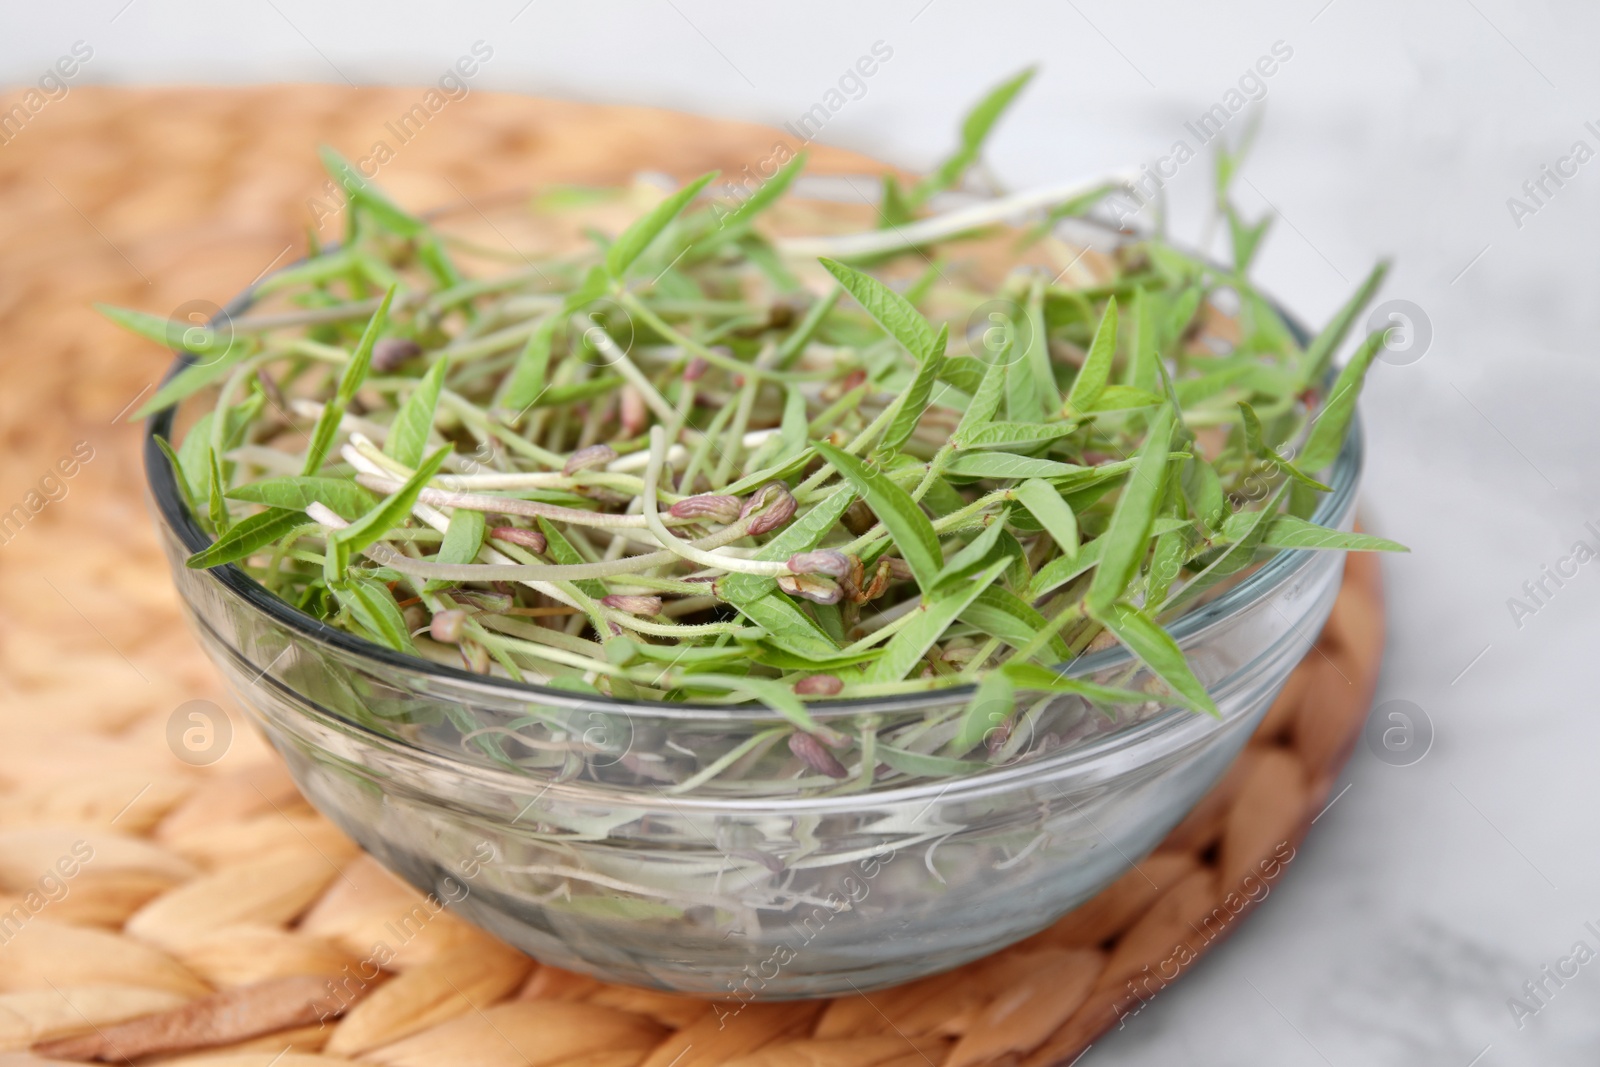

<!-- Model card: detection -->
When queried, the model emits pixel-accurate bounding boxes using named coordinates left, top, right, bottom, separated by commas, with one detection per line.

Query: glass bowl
left=145, top=372, right=1361, bottom=1000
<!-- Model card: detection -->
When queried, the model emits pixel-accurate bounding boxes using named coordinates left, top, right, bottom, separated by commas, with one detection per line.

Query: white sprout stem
left=291, top=398, right=392, bottom=448
left=230, top=292, right=414, bottom=333
left=439, top=390, right=567, bottom=469
left=437, top=316, right=544, bottom=361
left=293, top=399, right=497, bottom=475
left=305, top=501, right=346, bottom=529
left=776, top=172, right=1139, bottom=260
left=584, top=322, right=677, bottom=424
left=335, top=443, right=581, bottom=609
left=345, top=438, right=712, bottom=548
left=227, top=444, right=305, bottom=476
left=354, top=472, right=663, bottom=530
left=325, top=474, right=770, bottom=582
left=433, top=471, right=570, bottom=490
left=602, top=427, right=779, bottom=475
left=642, top=427, right=790, bottom=577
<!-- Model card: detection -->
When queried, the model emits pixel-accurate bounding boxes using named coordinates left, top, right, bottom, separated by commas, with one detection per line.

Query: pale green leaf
left=1001, top=661, right=1155, bottom=704
left=1091, top=601, right=1218, bottom=717
left=131, top=340, right=252, bottom=419
left=96, top=304, right=229, bottom=358
left=498, top=314, right=557, bottom=412
left=441, top=506, right=488, bottom=564
left=1227, top=207, right=1271, bottom=275
left=1008, top=278, right=1054, bottom=421
left=1085, top=404, right=1175, bottom=612
left=1300, top=330, right=1384, bottom=473
left=697, top=152, right=807, bottom=252
left=324, top=445, right=450, bottom=580
left=605, top=172, right=718, bottom=279
left=729, top=591, right=842, bottom=661
left=1299, top=259, right=1390, bottom=389
left=228, top=476, right=377, bottom=520
left=1064, top=296, right=1119, bottom=417
left=1091, top=385, right=1165, bottom=412
left=319, top=145, right=426, bottom=236
left=819, top=258, right=939, bottom=358
left=534, top=516, right=604, bottom=600
left=186, top=508, right=305, bottom=569
left=936, top=355, right=988, bottom=397
left=954, top=669, right=1016, bottom=753
left=952, top=356, right=1007, bottom=441
left=332, top=577, right=416, bottom=652
left=869, top=557, right=1011, bottom=683
left=304, top=286, right=396, bottom=475
left=935, top=509, right=1010, bottom=587
left=386, top=357, right=448, bottom=468
left=815, top=443, right=942, bottom=590
left=677, top=674, right=819, bottom=732
left=877, top=745, right=986, bottom=778
left=1027, top=516, right=1190, bottom=599
left=153, top=435, right=200, bottom=519
left=959, top=586, right=1069, bottom=661
left=1166, top=485, right=1287, bottom=612
left=1125, top=286, right=1159, bottom=392
left=1236, top=513, right=1407, bottom=553
left=955, top=421, right=1078, bottom=451
left=912, top=66, right=1036, bottom=206
left=880, top=323, right=948, bottom=454
left=945, top=452, right=1086, bottom=480
left=1237, top=401, right=1330, bottom=493
left=1012, top=478, right=1078, bottom=560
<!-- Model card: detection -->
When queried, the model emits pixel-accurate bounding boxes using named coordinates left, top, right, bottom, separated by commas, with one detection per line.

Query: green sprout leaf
left=912, top=66, right=1036, bottom=206
left=954, top=421, right=1078, bottom=451
left=1235, top=513, right=1408, bottom=553
left=304, top=285, right=397, bottom=475
left=1300, top=329, right=1386, bottom=472
left=869, top=556, right=1011, bottom=683
left=1299, top=259, right=1390, bottom=389
left=814, top=442, right=942, bottom=590
left=1227, top=206, right=1272, bottom=275
left=1012, top=478, right=1078, bottom=561
left=319, top=145, right=426, bottom=237
left=945, top=453, right=1087, bottom=480
left=697, top=152, right=807, bottom=253
left=935, top=509, right=1011, bottom=587
left=96, top=304, right=229, bottom=358
left=1064, top=296, right=1119, bottom=417
left=952, top=356, right=1008, bottom=441
left=332, top=577, right=416, bottom=652
left=186, top=508, right=306, bottom=569
left=1086, top=405, right=1176, bottom=613
left=605, top=171, right=718, bottom=279
left=1090, top=600, right=1218, bottom=717
left=386, top=356, right=448, bottom=468
left=819, top=257, right=940, bottom=359
left=324, top=444, right=451, bottom=581
left=1238, top=401, right=1330, bottom=492
left=129, top=340, right=253, bottom=420
left=879, top=323, right=948, bottom=455
left=960, top=585, right=1068, bottom=661
left=227, top=476, right=377, bottom=521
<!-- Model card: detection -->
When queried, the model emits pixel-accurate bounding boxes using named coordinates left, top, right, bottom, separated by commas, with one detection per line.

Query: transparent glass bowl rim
left=142, top=231, right=1361, bottom=800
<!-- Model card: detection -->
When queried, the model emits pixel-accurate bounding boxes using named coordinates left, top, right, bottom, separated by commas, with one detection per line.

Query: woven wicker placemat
left=0, top=86, right=1385, bottom=1066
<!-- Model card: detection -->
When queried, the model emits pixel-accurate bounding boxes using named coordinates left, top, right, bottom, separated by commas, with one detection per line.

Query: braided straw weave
left=0, top=86, right=1385, bottom=1066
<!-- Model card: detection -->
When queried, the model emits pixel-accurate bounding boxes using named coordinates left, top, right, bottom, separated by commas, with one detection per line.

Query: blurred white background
left=6, top=1, right=1600, bottom=1062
